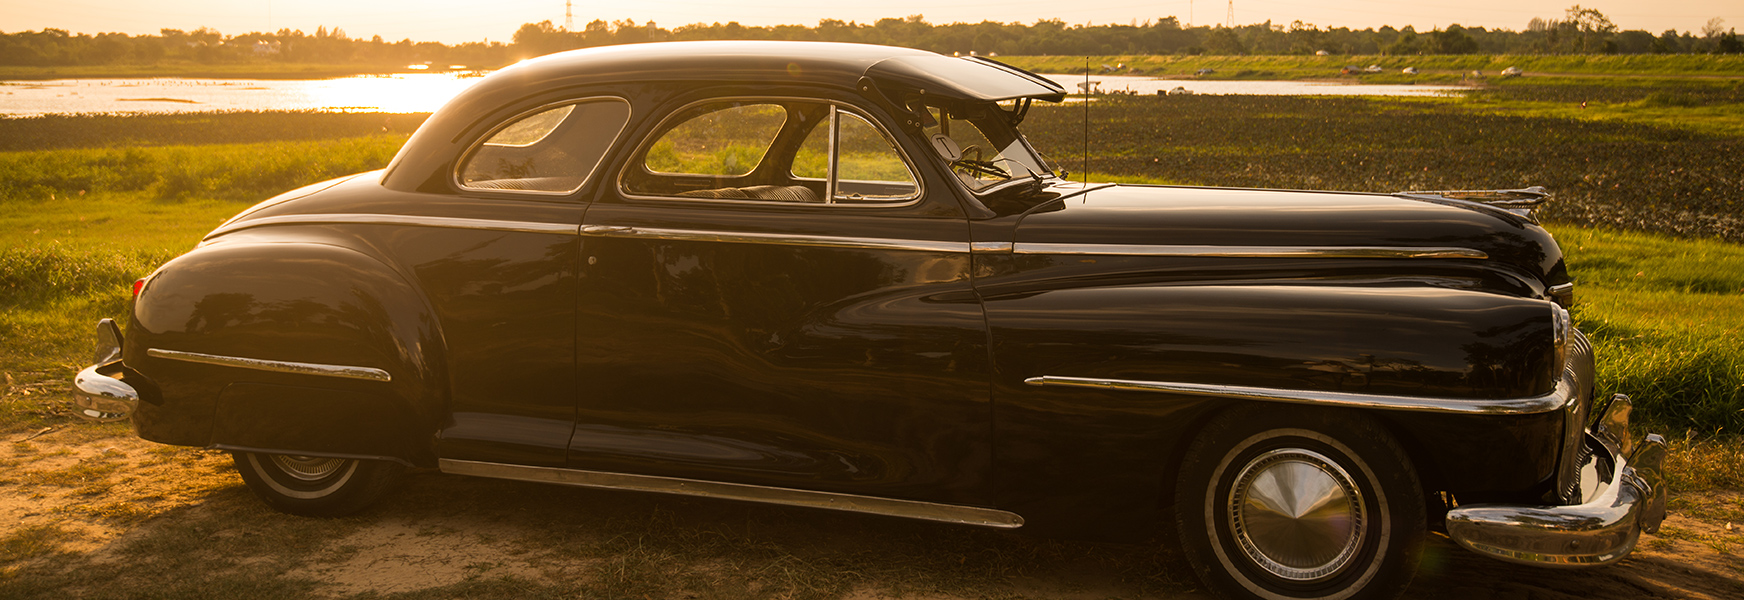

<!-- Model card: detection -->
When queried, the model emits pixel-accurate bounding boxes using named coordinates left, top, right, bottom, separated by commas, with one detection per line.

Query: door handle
left=581, top=225, right=636, bottom=235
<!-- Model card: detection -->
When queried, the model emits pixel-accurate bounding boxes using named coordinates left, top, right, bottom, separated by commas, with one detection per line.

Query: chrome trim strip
left=1022, top=375, right=1569, bottom=415
left=581, top=225, right=972, bottom=254
left=438, top=459, right=1025, bottom=528
left=147, top=348, right=391, bottom=382
left=1013, top=243, right=1488, bottom=260
left=207, top=213, right=578, bottom=239
left=971, top=241, right=1014, bottom=254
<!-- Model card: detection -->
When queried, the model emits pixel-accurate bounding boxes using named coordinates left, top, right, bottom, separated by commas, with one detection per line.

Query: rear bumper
left=1446, top=394, right=1668, bottom=566
left=71, top=318, right=139, bottom=423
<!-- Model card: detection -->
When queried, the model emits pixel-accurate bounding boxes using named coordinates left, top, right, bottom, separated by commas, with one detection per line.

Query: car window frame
left=617, top=96, right=925, bottom=209
left=451, top=96, right=634, bottom=198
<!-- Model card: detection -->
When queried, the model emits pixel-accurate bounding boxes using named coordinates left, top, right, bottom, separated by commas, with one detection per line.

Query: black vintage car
left=73, top=41, right=1666, bottom=600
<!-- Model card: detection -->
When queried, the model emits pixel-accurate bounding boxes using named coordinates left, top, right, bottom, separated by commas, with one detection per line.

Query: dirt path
left=4, top=425, right=1741, bottom=599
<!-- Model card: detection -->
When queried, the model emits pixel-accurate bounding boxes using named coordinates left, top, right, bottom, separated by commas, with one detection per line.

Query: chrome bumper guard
left=1446, top=394, right=1668, bottom=566
left=71, top=318, right=138, bottom=423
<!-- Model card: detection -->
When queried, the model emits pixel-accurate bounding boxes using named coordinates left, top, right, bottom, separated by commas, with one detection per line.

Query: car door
left=390, top=98, right=631, bottom=467
left=570, top=95, right=994, bottom=505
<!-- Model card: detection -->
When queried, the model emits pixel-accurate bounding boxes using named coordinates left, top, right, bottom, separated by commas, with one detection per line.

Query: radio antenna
left=1082, top=57, right=1089, bottom=185
left=565, top=0, right=574, bottom=30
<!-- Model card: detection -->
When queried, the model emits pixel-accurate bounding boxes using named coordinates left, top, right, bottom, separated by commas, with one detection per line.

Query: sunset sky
left=4, top=0, right=1739, bottom=45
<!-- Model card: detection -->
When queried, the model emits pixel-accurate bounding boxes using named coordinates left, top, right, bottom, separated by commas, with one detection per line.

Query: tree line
left=3, top=6, right=1739, bottom=68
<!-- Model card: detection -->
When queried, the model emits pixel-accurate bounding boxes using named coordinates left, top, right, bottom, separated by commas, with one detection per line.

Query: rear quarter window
left=458, top=98, right=631, bottom=195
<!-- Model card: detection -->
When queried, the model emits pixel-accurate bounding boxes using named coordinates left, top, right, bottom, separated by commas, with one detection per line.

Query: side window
left=643, top=103, right=786, bottom=176
left=458, top=98, right=631, bottom=194
left=793, top=111, right=919, bottom=202
left=622, top=99, right=918, bottom=205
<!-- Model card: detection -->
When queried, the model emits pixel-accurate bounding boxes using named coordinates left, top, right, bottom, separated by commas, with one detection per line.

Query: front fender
left=128, top=240, right=447, bottom=466
left=983, top=278, right=1564, bottom=536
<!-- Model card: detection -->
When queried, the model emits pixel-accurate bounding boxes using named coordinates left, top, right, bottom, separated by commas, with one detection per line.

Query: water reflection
left=0, top=72, right=485, bottom=117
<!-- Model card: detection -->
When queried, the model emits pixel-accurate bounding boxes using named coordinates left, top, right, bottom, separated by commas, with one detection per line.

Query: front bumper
left=70, top=318, right=138, bottom=423
left=1446, top=394, right=1668, bottom=566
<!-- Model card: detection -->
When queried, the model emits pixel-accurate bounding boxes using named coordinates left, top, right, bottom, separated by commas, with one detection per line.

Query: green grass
left=1551, top=226, right=1744, bottom=435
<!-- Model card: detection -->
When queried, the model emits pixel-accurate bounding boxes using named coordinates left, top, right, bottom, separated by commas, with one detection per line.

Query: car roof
left=492, top=41, right=1065, bottom=103
left=381, top=41, right=1065, bottom=193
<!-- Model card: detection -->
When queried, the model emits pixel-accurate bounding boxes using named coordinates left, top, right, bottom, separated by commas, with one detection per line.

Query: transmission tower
left=565, top=0, right=574, bottom=30
left=1226, top=0, right=1234, bottom=28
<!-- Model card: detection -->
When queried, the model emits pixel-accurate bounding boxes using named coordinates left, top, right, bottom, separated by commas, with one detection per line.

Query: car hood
left=1011, top=183, right=1567, bottom=284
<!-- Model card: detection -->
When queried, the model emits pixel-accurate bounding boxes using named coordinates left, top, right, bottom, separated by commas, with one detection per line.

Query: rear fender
left=128, top=240, right=447, bottom=466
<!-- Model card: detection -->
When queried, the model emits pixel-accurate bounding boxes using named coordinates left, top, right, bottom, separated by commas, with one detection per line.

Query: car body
left=72, top=41, right=1667, bottom=600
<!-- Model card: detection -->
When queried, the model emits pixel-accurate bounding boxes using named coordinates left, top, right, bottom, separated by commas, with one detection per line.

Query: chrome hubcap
left=1229, top=448, right=1366, bottom=581
left=271, top=455, right=348, bottom=481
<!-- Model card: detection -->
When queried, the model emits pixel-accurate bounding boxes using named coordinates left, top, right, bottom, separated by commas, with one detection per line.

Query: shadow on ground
left=5, top=456, right=1741, bottom=599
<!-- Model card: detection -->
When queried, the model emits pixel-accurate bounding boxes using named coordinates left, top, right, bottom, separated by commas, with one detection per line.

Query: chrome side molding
left=580, top=225, right=972, bottom=254
left=438, top=459, right=1025, bottom=529
left=206, top=213, right=580, bottom=240
left=147, top=349, right=391, bottom=382
left=1013, top=243, right=1488, bottom=260
left=1023, top=375, right=1571, bottom=415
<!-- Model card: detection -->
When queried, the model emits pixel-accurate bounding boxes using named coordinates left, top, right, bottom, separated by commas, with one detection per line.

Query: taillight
left=132, top=278, right=145, bottom=298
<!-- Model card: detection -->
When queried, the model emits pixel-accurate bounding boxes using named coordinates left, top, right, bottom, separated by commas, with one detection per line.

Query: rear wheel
left=1175, top=405, right=1424, bottom=600
left=232, top=452, right=404, bottom=517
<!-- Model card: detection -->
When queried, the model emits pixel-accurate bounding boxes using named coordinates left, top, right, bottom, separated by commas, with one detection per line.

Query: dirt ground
left=3, top=423, right=1741, bottom=600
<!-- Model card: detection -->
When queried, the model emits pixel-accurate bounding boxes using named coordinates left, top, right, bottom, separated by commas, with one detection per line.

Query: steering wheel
left=950, top=145, right=1010, bottom=179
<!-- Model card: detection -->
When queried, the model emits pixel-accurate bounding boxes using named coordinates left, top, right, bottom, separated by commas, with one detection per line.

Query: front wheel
left=1175, top=405, right=1425, bottom=600
left=232, top=452, right=404, bottom=517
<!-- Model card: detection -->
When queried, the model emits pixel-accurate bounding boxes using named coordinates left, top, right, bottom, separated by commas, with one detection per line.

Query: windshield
left=920, top=102, right=1049, bottom=192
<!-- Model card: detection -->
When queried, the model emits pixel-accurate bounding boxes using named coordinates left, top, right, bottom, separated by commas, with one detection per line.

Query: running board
left=438, top=459, right=1025, bottom=529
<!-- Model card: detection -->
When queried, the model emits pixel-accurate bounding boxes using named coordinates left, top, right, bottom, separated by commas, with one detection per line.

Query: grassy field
left=1026, top=94, right=1744, bottom=239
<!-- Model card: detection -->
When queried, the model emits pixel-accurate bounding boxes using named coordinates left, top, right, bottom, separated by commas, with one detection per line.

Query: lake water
left=0, top=73, right=486, bottom=117
left=0, top=72, right=1467, bottom=117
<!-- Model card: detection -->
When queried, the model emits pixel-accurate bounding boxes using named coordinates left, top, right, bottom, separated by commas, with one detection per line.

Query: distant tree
left=1652, top=29, right=1684, bottom=53
left=1430, top=24, right=1480, bottom=54
left=1386, top=26, right=1420, bottom=55
left=1702, top=18, right=1727, bottom=39
left=1203, top=26, right=1245, bottom=55
left=1720, top=30, right=1744, bottom=54
left=1564, top=5, right=1616, bottom=53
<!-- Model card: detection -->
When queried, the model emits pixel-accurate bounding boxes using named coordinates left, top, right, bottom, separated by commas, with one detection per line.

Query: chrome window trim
left=1013, top=243, right=1489, bottom=260
left=581, top=225, right=970, bottom=254
left=452, top=96, right=633, bottom=197
left=825, top=105, right=840, bottom=203
left=617, top=96, right=924, bottom=208
left=205, top=213, right=578, bottom=240
left=148, top=348, right=391, bottom=382
left=439, top=459, right=1025, bottom=528
left=1023, top=375, right=1572, bottom=415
